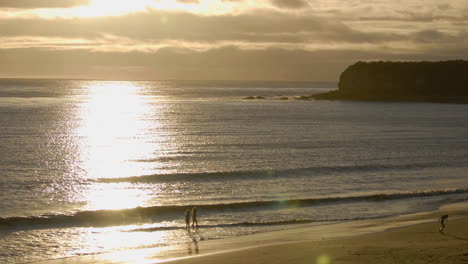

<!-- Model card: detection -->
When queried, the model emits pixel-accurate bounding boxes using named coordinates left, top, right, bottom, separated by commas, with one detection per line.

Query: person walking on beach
left=191, top=207, right=198, bottom=229
left=439, top=214, right=448, bottom=233
left=185, top=209, right=191, bottom=230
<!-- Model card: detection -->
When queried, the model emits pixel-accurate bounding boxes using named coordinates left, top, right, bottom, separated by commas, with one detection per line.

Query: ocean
left=1, top=79, right=468, bottom=263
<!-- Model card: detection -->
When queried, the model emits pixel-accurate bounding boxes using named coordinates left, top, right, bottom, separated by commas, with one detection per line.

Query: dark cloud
left=0, top=0, right=90, bottom=9
left=356, top=15, right=456, bottom=22
left=412, top=30, right=450, bottom=43
left=270, top=0, right=308, bottom=9
left=411, top=29, right=468, bottom=44
left=437, top=4, right=451, bottom=10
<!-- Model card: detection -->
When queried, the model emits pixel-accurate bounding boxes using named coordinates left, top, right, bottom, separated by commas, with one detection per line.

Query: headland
left=312, top=60, right=468, bottom=104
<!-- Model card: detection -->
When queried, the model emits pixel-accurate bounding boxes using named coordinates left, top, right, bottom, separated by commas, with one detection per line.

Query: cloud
left=0, top=0, right=90, bottom=9
left=270, top=0, right=309, bottom=9
left=0, top=10, right=404, bottom=45
left=410, top=30, right=468, bottom=46
left=1, top=0, right=467, bottom=80
left=1, top=8, right=465, bottom=57
left=0, top=46, right=361, bottom=80
left=3, top=44, right=467, bottom=80
left=412, top=30, right=451, bottom=43
left=437, top=4, right=451, bottom=10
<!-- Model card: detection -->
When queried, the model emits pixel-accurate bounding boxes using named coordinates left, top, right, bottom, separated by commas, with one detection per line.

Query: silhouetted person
left=439, top=214, right=448, bottom=233
left=191, top=207, right=198, bottom=228
left=185, top=209, right=191, bottom=230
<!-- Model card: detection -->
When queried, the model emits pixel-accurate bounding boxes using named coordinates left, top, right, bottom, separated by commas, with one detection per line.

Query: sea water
left=1, top=79, right=468, bottom=263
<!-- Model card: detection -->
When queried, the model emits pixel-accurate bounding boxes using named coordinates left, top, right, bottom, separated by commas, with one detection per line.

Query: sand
left=163, top=203, right=468, bottom=264
left=170, top=219, right=468, bottom=264
left=36, top=202, right=468, bottom=264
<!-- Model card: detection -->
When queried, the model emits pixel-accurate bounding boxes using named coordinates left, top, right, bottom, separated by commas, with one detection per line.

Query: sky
left=0, top=0, right=467, bottom=81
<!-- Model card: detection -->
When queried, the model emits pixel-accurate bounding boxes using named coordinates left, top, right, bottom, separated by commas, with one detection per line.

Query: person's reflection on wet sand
left=187, top=229, right=200, bottom=255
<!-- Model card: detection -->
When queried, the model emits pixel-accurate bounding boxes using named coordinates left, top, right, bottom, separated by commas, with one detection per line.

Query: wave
left=128, top=217, right=372, bottom=232
left=1, top=188, right=467, bottom=231
left=96, top=162, right=448, bottom=183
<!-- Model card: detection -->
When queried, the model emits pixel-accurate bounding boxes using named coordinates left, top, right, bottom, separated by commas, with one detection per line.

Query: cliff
left=313, top=60, right=468, bottom=103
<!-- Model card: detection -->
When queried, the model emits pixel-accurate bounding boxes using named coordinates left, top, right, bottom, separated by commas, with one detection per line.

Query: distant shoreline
left=242, top=90, right=468, bottom=104
left=310, top=90, right=468, bottom=104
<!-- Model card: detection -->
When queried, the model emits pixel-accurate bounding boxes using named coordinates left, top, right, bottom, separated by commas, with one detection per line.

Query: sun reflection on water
left=78, top=81, right=155, bottom=179
left=84, top=183, right=150, bottom=210
left=64, top=81, right=181, bottom=259
left=68, top=226, right=172, bottom=263
left=75, top=81, right=165, bottom=211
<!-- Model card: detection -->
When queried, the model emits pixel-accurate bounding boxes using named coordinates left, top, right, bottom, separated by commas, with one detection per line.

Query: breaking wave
left=1, top=188, right=466, bottom=231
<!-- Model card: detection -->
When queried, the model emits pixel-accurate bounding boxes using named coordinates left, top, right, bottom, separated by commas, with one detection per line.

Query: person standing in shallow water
left=192, top=207, right=198, bottom=228
left=439, top=214, right=448, bottom=233
left=185, top=209, right=191, bottom=230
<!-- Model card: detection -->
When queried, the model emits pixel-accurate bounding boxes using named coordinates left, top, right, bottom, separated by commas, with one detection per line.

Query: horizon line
left=0, top=77, right=338, bottom=84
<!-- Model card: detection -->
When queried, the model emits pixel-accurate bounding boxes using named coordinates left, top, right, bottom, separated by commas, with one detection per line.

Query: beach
left=157, top=202, right=468, bottom=264
left=36, top=202, right=468, bottom=264
left=168, top=203, right=468, bottom=264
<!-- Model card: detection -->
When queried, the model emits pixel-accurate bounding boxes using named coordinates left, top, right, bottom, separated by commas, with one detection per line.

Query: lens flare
left=317, top=254, right=331, bottom=264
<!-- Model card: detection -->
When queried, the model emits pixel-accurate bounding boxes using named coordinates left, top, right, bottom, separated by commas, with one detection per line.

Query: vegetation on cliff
left=313, top=60, right=468, bottom=103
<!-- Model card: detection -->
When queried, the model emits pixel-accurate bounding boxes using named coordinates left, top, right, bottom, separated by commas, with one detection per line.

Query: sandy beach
left=37, top=201, right=468, bottom=264
left=165, top=202, right=468, bottom=264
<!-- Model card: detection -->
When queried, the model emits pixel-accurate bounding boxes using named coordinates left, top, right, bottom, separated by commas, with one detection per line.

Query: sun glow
left=20, top=0, right=238, bottom=18
left=86, top=0, right=154, bottom=16
left=86, top=0, right=237, bottom=15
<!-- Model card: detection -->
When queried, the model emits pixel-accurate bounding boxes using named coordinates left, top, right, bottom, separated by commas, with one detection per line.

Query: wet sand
left=167, top=202, right=468, bottom=264
left=37, top=202, right=468, bottom=264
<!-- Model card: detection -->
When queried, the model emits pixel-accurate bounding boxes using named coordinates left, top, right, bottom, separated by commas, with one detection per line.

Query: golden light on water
left=61, top=81, right=185, bottom=262
left=69, top=226, right=171, bottom=263
left=78, top=81, right=155, bottom=180
left=84, top=183, right=151, bottom=210
left=75, top=81, right=165, bottom=211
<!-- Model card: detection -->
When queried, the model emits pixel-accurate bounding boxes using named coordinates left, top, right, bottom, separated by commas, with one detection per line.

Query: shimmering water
left=1, top=79, right=468, bottom=263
